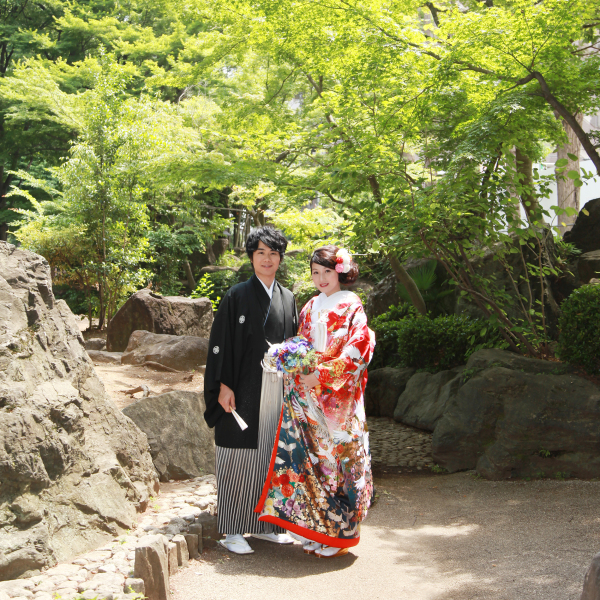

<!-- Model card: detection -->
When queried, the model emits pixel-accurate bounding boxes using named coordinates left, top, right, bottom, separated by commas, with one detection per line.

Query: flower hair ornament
left=335, top=248, right=353, bottom=274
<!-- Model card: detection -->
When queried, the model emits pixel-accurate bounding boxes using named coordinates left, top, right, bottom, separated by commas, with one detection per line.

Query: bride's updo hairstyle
left=310, top=245, right=359, bottom=285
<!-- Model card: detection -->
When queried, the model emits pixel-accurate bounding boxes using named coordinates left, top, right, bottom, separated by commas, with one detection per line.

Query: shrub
left=395, top=314, right=506, bottom=372
left=208, top=270, right=240, bottom=302
left=370, top=306, right=506, bottom=371
left=370, top=304, right=417, bottom=369
left=557, top=283, right=600, bottom=374
left=191, top=270, right=239, bottom=310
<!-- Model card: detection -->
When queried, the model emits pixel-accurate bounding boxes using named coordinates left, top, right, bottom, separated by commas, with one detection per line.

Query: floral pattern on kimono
left=255, top=292, right=375, bottom=548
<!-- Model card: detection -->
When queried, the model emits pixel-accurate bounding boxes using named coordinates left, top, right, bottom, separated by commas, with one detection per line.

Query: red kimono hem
left=258, top=514, right=360, bottom=548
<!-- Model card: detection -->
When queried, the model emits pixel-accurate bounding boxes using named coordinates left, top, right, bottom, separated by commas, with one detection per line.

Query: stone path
left=0, top=476, right=219, bottom=600
left=368, top=417, right=433, bottom=470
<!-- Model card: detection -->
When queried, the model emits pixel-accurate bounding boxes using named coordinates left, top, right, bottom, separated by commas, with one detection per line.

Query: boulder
left=0, top=241, right=158, bottom=580
left=578, top=250, right=600, bottom=284
left=365, top=274, right=399, bottom=318
left=394, top=368, right=463, bottom=432
left=122, top=391, right=215, bottom=482
left=88, top=350, right=122, bottom=365
left=85, top=338, right=106, bottom=351
left=581, top=552, right=600, bottom=600
left=464, top=347, right=572, bottom=376
left=564, top=197, right=600, bottom=254
left=121, top=331, right=209, bottom=372
left=106, top=289, right=213, bottom=352
left=364, top=368, right=415, bottom=417
left=236, top=263, right=255, bottom=283
left=432, top=351, right=600, bottom=479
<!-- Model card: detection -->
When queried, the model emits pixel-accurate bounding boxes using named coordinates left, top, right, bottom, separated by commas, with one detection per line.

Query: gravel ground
left=170, top=471, right=599, bottom=600
left=168, top=417, right=599, bottom=600
left=91, top=364, right=599, bottom=600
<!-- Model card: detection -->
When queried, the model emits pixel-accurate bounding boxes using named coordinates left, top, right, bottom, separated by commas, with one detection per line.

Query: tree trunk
left=206, top=243, right=216, bottom=265
left=555, top=114, right=583, bottom=235
left=388, top=253, right=427, bottom=315
left=515, top=148, right=544, bottom=223
left=97, top=282, right=105, bottom=330
left=183, top=261, right=196, bottom=291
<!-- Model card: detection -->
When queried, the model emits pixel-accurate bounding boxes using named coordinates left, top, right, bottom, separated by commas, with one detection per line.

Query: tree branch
left=530, top=71, right=600, bottom=174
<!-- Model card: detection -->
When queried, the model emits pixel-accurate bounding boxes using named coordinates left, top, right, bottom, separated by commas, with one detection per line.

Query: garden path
left=170, top=468, right=597, bottom=600
left=93, top=359, right=597, bottom=600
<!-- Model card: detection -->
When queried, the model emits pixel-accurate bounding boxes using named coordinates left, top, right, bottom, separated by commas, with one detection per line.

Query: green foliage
left=206, top=270, right=240, bottom=304
left=53, top=284, right=97, bottom=316
left=370, top=304, right=418, bottom=369
left=148, top=226, right=205, bottom=296
left=557, top=284, right=600, bottom=374
left=191, top=274, right=222, bottom=311
left=374, top=312, right=507, bottom=372
left=191, top=270, right=240, bottom=310
left=396, top=261, right=454, bottom=317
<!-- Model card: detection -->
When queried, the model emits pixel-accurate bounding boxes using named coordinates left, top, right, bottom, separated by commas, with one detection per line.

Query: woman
left=255, top=246, right=375, bottom=558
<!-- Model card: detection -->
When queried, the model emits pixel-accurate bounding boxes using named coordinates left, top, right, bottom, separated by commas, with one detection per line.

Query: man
left=203, top=226, right=298, bottom=554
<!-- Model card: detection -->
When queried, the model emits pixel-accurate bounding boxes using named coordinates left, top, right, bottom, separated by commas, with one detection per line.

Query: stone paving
left=0, top=476, right=218, bottom=600
left=367, top=417, right=433, bottom=470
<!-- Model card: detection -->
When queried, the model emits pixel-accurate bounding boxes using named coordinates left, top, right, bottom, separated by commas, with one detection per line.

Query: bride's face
left=311, top=263, right=341, bottom=297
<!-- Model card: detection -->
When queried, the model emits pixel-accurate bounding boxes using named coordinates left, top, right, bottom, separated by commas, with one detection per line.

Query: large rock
left=85, top=338, right=106, bottom=351
left=564, top=198, right=600, bottom=254
left=364, top=368, right=415, bottom=417
left=122, top=391, right=215, bottom=482
left=106, top=289, right=213, bottom=352
left=365, top=274, right=399, bottom=318
left=432, top=351, right=600, bottom=479
left=121, top=331, right=209, bottom=371
left=578, top=250, right=600, bottom=284
left=88, top=350, right=122, bottom=365
left=581, top=552, right=600, bottom=600
left=394, top=368, right=463, bottom=432
left=464, top=347, right=572, bottom=375
left=0, top=242, right=158, bottom=580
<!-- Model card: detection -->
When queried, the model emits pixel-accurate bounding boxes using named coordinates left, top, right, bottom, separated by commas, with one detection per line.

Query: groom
left=203, top=226, right=298, bottom=554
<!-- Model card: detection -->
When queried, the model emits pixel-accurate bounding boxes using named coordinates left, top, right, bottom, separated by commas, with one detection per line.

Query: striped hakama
left=215, top=367, right=284, bottom=535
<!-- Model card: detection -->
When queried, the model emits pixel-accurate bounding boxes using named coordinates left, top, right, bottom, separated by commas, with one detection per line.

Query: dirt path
left=94, top=363, right=204, bottom=410
left=88, top=334, right=597, bottom=599
left=170, top=471, right=598, bottom=600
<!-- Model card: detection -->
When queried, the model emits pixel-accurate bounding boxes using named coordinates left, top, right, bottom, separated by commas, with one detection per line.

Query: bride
left=255, top=245, right=375, bottom=558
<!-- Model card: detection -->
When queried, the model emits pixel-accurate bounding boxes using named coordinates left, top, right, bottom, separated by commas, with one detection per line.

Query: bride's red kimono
left=255, top=290, right=375, bottom=548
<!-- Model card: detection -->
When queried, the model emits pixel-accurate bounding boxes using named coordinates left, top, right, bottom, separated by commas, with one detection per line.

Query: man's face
left=251, top=240, right=281, bottom=281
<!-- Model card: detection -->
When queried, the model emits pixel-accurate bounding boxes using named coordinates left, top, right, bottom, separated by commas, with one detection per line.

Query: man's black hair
left=245, top=226, right=288, bottom=261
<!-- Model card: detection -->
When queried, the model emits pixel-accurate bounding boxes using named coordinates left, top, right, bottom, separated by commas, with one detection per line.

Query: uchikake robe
left=255, top=291, right=375, bottom=547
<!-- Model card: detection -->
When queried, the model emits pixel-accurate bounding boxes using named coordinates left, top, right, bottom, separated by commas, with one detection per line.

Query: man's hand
left=218, top=383, right=236, bottom=413
left=299, top=372, right=320, bottom=390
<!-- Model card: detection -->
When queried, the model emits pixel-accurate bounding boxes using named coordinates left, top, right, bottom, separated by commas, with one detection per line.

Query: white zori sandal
left=218, top=534, right=254, bottom=554
left=314, top=545, right=349, bottom=558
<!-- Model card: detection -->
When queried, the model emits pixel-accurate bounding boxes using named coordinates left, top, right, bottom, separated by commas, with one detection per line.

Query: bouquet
left=265, top=336, right=318, bottom=376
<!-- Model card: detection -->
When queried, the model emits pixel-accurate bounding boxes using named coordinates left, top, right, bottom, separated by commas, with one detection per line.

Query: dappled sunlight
left=384, top=523, right=480, bottom=540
